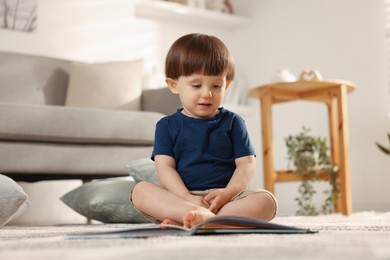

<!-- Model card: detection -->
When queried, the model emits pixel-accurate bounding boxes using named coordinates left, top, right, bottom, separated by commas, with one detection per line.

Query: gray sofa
left=0, top=51, right=180, bottom=182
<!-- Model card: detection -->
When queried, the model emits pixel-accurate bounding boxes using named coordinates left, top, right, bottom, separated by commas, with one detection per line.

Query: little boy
left=131, top=33, right=277, bottom=228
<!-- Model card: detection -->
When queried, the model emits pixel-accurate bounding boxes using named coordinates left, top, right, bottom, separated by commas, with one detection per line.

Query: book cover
left=66, top=216, right=317, bottom=239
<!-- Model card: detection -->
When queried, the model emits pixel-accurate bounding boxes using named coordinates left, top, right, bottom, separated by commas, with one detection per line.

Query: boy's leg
left=216, top=191, right=277, bottom=221
left=131, top=181, right=214, bottom=225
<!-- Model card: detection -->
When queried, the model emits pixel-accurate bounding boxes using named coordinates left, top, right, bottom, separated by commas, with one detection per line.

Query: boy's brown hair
left=165, top=33, right=235, bottom=81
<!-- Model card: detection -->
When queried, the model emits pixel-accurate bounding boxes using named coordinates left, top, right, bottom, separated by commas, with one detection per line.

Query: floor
left=1, top=212, right=390, bottom=260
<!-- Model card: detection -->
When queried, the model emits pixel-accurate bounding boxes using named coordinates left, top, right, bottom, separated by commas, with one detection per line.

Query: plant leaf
left=376, top=142, right=390, bottom=155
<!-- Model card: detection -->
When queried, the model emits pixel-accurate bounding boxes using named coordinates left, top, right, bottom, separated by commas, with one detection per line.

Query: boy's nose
left=201, top=90, right=212, bottom=98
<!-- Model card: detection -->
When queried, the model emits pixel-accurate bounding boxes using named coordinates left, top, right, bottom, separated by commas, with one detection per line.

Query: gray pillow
left=125, top=158, right=159, bottom=183
left=0, top=174, right=29, bottom=227
left=60, top=179, right=149, bottom=223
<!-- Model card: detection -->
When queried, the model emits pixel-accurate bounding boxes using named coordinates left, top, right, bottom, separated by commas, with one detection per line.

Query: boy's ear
left=166, top=78, right=179, bottom=94
left=225, top=80, right=232, bottom=90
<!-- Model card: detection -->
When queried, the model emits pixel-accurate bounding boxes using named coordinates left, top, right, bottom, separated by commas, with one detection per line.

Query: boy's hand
left=203, top=189, right=231, bottom=213
left=184, top=194, right=210, bottom=208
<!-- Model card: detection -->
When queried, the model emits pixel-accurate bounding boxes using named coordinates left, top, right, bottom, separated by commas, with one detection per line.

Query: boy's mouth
left=198, top=103, right=212, bottom=108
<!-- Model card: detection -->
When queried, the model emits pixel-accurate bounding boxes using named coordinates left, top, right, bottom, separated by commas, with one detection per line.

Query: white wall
left=1, top=0, right=389, bottom=221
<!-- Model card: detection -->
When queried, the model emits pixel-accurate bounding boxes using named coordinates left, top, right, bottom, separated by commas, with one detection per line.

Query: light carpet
left=1, top=211, right=389, bottom=260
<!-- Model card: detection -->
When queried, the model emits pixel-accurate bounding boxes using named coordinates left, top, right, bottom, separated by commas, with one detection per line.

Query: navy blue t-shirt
left=151, top=107, right=255, bottom=191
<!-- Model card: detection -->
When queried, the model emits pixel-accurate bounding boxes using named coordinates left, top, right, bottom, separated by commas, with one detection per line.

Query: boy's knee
left=130, top=181, right=149, bottom=206
left=262, top=192, right=278, bottom=220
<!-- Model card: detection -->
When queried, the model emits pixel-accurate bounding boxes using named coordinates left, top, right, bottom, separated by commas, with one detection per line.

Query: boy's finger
left=208, top=198, right=222, bottom=213
left=205, top=190, right=220, bottom=201
left=208, top=203, right=217, bottom=213
left=204, top=193, right=213, bottom=201
left=202, top=198, right=210, bottom=207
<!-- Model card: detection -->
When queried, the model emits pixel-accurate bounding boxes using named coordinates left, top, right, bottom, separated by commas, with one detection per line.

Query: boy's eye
left=192, top=84, right=201, bottom=88
left=213, top=85, right=222, bottom=88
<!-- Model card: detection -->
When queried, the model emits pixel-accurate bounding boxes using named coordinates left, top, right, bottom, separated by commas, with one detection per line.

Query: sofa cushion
left=0, top=51, right=70, bottom=106
left=141, top=87, right=181, bottom=115
left=65, top=60, right=143, bottom=111
left=0, top=102, right=164, bottom=144
left=0, top=174, right=29, bottom=227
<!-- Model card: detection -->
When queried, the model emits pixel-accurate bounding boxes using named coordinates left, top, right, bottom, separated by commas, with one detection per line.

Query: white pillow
left=0, top=174, right=29, bottom=227
left=65, top=60, right=143, bottom=110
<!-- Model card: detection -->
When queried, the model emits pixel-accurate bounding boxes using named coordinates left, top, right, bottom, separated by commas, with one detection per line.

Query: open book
left=66, top=216, right=317, bottom=239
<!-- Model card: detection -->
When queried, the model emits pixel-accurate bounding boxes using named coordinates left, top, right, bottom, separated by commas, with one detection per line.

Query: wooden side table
left=248, top=71, right=356, bottom=215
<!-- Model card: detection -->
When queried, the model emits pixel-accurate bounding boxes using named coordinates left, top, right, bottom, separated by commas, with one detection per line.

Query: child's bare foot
left=183, top=209, right=215, bottom=228
left=161, top=219, right=181, bottom=226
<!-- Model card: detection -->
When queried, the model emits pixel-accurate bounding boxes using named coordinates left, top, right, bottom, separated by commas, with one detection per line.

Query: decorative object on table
left=285, top=127, right=339, bottom=216
left=299, top=69, right=323, bottom=81
left=271, top=69, right=296, bottom=83
left=0, top=0, right=37, bottom=32
left=376, top=132, right=390, bottom=155
left=61, top=178, right=149, bottom=223
left=0, top=174, right=29, bottom=227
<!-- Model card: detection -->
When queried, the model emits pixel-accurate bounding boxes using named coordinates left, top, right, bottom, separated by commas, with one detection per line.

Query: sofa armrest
left=141, top=87, right=181, bottom=115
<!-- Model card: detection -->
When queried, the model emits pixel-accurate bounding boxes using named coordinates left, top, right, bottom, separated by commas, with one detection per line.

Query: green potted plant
left=376, top=133, right=390, bottom=155
left=285, top=127, right=339, bottom=216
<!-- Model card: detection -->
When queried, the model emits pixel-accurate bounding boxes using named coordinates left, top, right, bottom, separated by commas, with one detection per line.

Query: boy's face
left=166, top=73, right=230, bottom=119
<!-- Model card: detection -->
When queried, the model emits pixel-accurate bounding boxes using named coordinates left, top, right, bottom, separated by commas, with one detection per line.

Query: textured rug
left=1, top=211, right=389, bottom=260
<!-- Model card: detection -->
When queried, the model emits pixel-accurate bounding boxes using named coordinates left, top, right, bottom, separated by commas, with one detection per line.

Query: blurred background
left=1, top=0, right=389, bottom=220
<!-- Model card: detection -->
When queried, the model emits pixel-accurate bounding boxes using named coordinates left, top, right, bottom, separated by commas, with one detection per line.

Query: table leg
left=328, top=95, right=341, bottom=212
left=260, top=92, right=275, bottom=194
left=333, top=85, right=352, bottom=215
